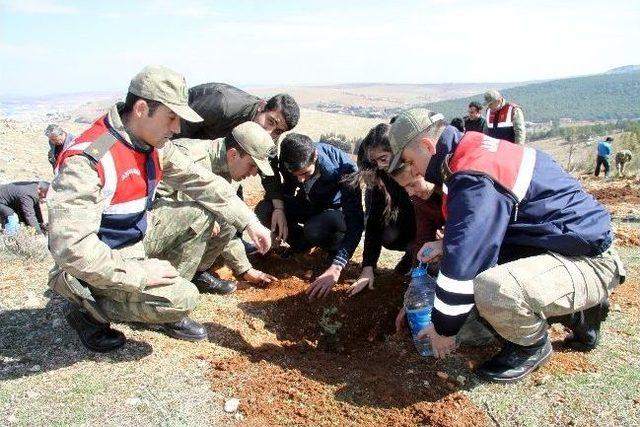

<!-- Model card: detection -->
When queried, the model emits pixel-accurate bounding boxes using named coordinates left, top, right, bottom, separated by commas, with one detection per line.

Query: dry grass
left=1, top=113, right=639, bottom=427
left=0, top=228, right=50, bottom=262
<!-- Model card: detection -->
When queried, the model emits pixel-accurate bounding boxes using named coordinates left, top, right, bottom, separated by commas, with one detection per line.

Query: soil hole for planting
left=204, top=251, right=490, bottom=426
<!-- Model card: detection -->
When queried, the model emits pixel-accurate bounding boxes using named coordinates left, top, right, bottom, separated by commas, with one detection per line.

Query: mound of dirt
left=583, top=179, right=640, bottom=217
left=205, top=251, right=490, bottom=426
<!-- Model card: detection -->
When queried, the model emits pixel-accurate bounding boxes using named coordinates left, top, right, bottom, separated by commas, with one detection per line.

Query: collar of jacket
left=107, top=103, right=154, bottom=153
left=210, top=138, right=232, bottom=182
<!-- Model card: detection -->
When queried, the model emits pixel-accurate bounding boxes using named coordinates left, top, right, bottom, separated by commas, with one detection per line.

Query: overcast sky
left=1, top=0, right=638, bottom=95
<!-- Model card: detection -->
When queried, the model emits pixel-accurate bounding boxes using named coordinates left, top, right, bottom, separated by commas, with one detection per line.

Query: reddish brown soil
left=614, top=225, right=640, bottom=247
left=205, top=251, right=489, bottom=426
left=202, top=180, right=637, bottom=425
left=582, top=178, right=640, bottom=217
left=611, top=278, right=640, bottom=315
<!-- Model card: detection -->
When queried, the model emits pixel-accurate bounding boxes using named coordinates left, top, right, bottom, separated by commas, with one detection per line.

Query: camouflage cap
left=387, top=108, right=445, bottom=173
left=231, top=122, right=275, bottom=176
left=128, top=65, right=203, bottom=123
left=483, top=89, right=502, bottom=106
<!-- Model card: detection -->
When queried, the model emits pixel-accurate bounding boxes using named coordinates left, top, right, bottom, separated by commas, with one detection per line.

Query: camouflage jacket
left=47, top=104, right=255, bottom=292
left=156, top=138, right=252, bottom=275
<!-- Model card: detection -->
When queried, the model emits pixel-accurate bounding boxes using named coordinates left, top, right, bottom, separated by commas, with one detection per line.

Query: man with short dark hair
left=0, top=181, right=49, bottom=235
left=388, top=108, right=623, bottom=382
left=463, top=101, right=487, bottom=134
left=256, top=133, right=364, bottom=300
left=47, top=66, right=272, bottom=353
left=45, top=124, right=74, bottom=167
left=175, top=83, right=301, bottom=264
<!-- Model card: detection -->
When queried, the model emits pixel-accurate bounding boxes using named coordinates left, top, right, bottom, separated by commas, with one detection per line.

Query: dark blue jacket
left=431, top=139, right=612, bottom=337
left=281, top=143, right=364, bottom=267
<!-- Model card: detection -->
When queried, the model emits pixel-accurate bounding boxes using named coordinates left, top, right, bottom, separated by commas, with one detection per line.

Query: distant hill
left=606, top=65, right=640, bottom=74
left=423, top=72, right=640, bottom=123
left=245, top=82, right=527, bottom=109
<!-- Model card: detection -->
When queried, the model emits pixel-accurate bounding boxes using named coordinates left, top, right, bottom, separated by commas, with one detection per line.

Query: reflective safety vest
left=486, top=102, right=518, bottom=142
left=441, top=131, right=536, bottom=219
left=55, top=115, right=163, bottom=249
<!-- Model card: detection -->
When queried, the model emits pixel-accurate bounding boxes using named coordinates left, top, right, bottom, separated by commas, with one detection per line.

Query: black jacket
left=175, top=82, right=282, bottom=200
left=0, top=181, right=44, bottom=233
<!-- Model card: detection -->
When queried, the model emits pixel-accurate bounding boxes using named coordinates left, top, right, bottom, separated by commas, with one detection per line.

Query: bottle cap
left=411, top=263, right=428, bottom=279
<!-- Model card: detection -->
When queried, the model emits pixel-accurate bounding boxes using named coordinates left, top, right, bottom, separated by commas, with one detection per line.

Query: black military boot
left=64, top=302, right=126, bottom=353
left=564, top=300, right=610, bottom=351
left=161, top=317, right=208, bottom=341
left=192, top=271, right=236, bottom=295
left=477, top=334, right=552, bottom=382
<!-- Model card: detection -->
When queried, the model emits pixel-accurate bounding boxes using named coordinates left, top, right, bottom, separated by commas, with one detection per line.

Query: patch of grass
left=0, top=228, right=50, bottom=262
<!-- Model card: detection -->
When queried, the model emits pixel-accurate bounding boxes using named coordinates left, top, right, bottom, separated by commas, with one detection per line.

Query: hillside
left=244, top=82, right=524, bottom=109
left=424, top=72, right=640, bottom=122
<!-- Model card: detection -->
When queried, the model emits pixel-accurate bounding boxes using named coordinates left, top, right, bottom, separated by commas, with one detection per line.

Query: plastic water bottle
left=404, top=262, right=436, bottom=357
left=3, top=214, right=20, bottom=237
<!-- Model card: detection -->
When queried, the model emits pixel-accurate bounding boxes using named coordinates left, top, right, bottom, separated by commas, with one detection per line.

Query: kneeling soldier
left=48, top=66, right=271, bottom=352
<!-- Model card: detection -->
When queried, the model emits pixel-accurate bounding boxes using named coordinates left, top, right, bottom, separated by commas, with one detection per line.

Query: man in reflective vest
left=388, top=108, right=624, bottom=382
left=484, top=90, right=526, bottom=144
left=48, top=66, right=272, bottom=352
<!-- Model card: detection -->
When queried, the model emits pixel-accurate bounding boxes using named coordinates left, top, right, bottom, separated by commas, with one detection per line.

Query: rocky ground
left=1, top=113, right=639, bottom=426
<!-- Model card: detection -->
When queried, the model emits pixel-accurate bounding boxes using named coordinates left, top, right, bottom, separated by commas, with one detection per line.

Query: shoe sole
left=479, top=346, right=553, bottom=383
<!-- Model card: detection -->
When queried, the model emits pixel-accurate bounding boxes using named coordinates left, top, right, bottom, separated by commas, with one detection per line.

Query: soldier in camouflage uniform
left=155, top=122, right=278, bottom=294
left=615, top=149, right=633, bottom=176
left=47, top=66, right=272, bottom=352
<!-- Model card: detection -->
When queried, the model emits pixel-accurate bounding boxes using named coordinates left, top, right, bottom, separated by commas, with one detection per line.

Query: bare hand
left=349, top=266, right=375, bottom=296
left=307, top=264, right=342, bottom=300
left=142, top=258, right=179, bottom=286
left=395, top=307, right=408, bottom=335
left=417, top=324, right=458, bottom=359
left=271, top=208, right=288, bottom=242
left=435, top=227, right=445, bottom=240
left=417, top=240, right=443, bottom=264
left=246, top=220, right=272, bottom=254
left=242, top=268, right=277, bottom=285
left=211, top=221, right=220, bottom=237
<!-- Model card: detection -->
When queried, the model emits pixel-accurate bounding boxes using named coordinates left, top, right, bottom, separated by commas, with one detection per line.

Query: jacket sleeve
left=160, top=140, right=256, bottom=231
left=279, top=160, right=297, bottom=199
left=47, top=156, right=148, bottom=292
left=513, top=107, right=526, bottom=145
left=47, top=143, right=56, bottom=166
left=18, top=193, right=42, bottom=233
left=332, top=152, right=364, bottom=267
left=432, top=174, right=513, bottom=337
left=261, top=154, right=283, bottom=200
left=221, top=236, right=253, bottom=275
left=411, top=193, right=444, bottom=257
left=361, top=187, right=385, bottom=269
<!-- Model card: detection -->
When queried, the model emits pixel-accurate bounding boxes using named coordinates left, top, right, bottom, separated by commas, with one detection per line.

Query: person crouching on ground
left=387, top=108, right=624, bottom=382
left=345, top=123, right=444, bottom=296
left=153, top=122, right=278, bottom=294
left=255, top=133, right=364, bottom=300
left=47, top=65, right=272, bottom=352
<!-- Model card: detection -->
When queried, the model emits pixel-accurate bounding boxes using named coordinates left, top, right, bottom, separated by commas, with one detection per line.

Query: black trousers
left=595, top=156, right=610, bottom=177
left=255, top=198, right=346, bottom=253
